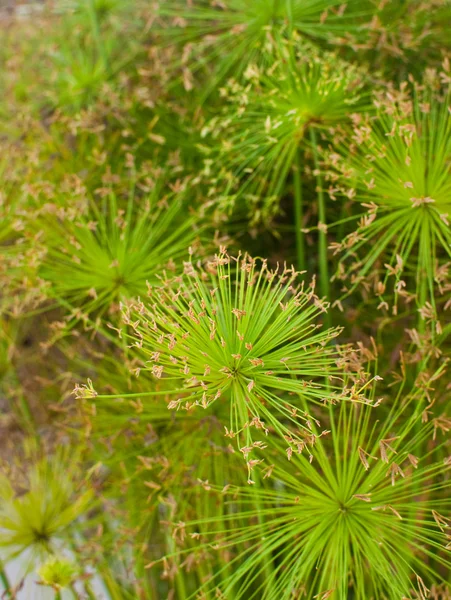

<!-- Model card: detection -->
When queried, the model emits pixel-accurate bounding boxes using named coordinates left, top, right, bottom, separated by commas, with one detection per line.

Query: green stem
left=310, top=128, right=331, bottom=329
left=310, top=128, right=330, bottom=301
left=84, top=580, right=98, bottom=600
left=0, top=565, right=12, bottom=599
left=293, top=150, right=305, bottom=272
left=96, top=567, right=123, bottom=600
left=55, top=591, right=62, bottom=600
left=251, top=473, right=275, bottom=590
left=417, top=274, right=427, bottom=338
left=164, top=530, right=187, bottom=599
left=416, top=259, right=428, bottom=376
left=336, top=202, right=348, bottom=247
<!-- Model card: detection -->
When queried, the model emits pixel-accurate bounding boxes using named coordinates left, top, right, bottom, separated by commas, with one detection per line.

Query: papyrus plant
left=34, top=182, right=200, bottom=335
left=324, top=78, right=451, bottom=329
left=158, top=364, right=451, bottom=599
left=118, top=250, right=342, bottom=479
left=154, top=0, right=373, bottom=94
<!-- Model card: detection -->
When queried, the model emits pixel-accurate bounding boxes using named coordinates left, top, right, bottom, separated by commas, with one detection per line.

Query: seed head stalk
left=310, top=128, right=330, bottom=327
left=293, top=150, right=305, bottom=272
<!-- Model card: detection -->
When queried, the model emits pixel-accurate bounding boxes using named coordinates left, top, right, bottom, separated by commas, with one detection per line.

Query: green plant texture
left=0, top=1, right=449, bottom=599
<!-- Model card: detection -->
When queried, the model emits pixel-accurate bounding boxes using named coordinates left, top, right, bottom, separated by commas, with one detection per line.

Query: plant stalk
left=0, top=566, right=12, bottom=599
left=293, top=150, right=305, bottom=272
left=310, top=128, right=331, bottom=324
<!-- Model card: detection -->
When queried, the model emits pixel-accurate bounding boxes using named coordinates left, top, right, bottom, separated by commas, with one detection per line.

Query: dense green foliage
left=0, top=1, right=450, bottom=599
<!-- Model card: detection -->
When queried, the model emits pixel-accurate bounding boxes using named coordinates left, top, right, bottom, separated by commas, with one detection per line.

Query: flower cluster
left=123, top=251, right=342, bottom=478
left=324, top=80, right=451, bottom=319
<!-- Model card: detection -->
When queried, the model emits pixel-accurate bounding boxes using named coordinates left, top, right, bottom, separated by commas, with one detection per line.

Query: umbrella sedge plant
left=323, top=77, right=451, bottom=335
left=157, top=361, right=451, bottom=599
left=106, top=250, right=345, bottom=480
left=37, top=556, right=79, bottom=597
left=30, top=0, right=147, bottom=116
left=0, top=442, right=130, bottom=599
left=0, top=444, right=94, bottom=584
left=200, top=40, right=371, bottom=308
left=33, top=178, right=201, bottom=338
left=153, top=0, right=373, bottom=96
